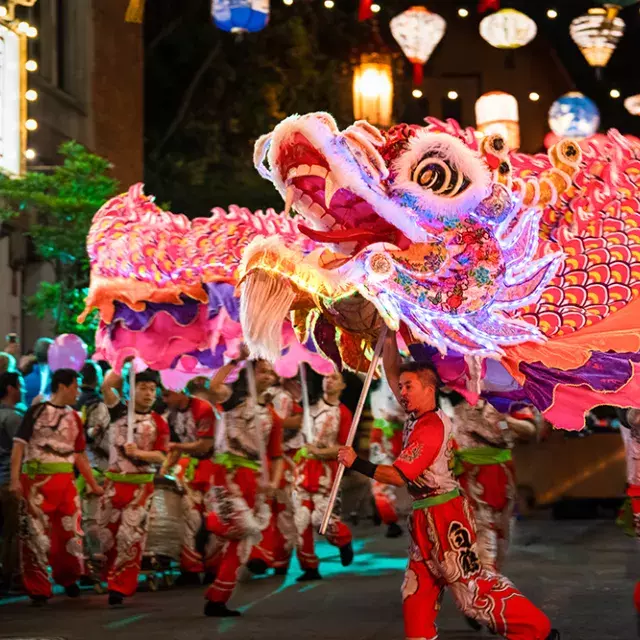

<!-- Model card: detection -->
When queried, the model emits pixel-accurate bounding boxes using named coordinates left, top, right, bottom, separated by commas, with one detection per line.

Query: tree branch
left=151, top=41, right=222, bottom=158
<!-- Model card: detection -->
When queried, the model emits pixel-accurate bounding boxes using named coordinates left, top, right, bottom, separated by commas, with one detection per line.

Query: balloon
left=48, top=334, right=88, bottom=372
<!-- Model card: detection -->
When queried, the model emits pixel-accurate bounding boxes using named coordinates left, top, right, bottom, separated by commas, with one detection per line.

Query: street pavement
left=0, top=518, right=637, bottom=640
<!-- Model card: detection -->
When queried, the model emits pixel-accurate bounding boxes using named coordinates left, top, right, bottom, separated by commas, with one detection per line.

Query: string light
left=25, top=60, right=38, bottom=72
left=448, top=90, right=459, bottom=100
left=0, top=7, right=7, bottom=18
left=25, top=89, right=37, bottom=101
left=26, top=26, right=37, bottom=38
left=458, top=8, right=469, bottom=18
left=610, top=89, right=621, bottom=99
left=324, top=0, right=334, bottom=8
left=17, top=21, right=29, bottom=34
left=25, top=149, right=36, bottom=160
left=412, top=88, right=423, bottom=98
left=25, top=119, right=38, bottom=131
left=547, top=9, right=558, bottom=19
left=371, top=3, right=381, bottom=12
left=529, top=92, right=540, bottom=102
left=283, top=0, right=293, bottom=5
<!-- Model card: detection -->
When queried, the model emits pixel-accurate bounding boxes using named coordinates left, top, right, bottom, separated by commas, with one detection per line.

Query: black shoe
left=296, top=568, right=322, bottom=582
left=545, top=630, right=560, bottom=640
left=385, top=522, right=403, bottom=538
left=204, top=601, right=241, bottom=617
left=30, top=595, right=48, bottom=607
left=339, top=542, right=354, bottom=567
left=273, top=566, right=288, bottom=576
left=64, top=583, right=80, bottom=598
left=202, top=571, right=216, bottom=585
left=465, top=616, right=483, bottom=632
left=174, top=571, right=202, bottom=587
left=246, top=558, right=268, bottom=575
left=108, top=590, right=125, bottom=607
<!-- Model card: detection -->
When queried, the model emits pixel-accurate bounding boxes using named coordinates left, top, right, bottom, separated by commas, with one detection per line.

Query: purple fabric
left=170, top=342, right=227, bottom=370
left=313, top=318, right=342, bottom=371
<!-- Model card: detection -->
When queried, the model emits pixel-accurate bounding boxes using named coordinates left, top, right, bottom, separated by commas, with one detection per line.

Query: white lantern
left=570, top=6, right=625, bottom=68
left=479, top=8, right=537, bottom=49
left=353, top=52, right=394, bottom=127
left=390, top=6, right=446, bottom=86
left=625, top=95, right=640, bottom=116
left=475, top=91, right=520, bottom=150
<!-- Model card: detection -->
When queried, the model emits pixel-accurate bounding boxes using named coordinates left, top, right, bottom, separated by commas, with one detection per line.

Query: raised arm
left=101, top=369, right=122, bottom=408
left=382, top=331, right=402, bottom=405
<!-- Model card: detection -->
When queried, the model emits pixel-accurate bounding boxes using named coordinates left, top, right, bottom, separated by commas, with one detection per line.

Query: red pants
left=176, top=457, right=220, bottom=573
left=372, top=480, right=399, bottom=525
left=19, top=473, right=84, bottom=598
left=458, top=461, right=516, bottom=571
left=96, top=480, right=154, bottom=597
left=404, top=495, right=550, bottom=639
left=294, top=459, right=352, bottom=570
left=271, top=454, right=297, bottom=571
left=204, top=466, right=272, bottom=604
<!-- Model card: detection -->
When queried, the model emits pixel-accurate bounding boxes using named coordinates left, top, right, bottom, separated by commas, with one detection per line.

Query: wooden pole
left=126, top=364, right=136, bottom=443
left=319, top=326, right=387, bottom=535
left=299, top=363, right=313, bottom=442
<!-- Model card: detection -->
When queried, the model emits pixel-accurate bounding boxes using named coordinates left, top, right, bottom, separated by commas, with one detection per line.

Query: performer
left=268, top=375, right=303, bottom=575
left=161, top=387, right=219, bottom=583
left=338, top=332, right=558, bottom=640
left=9, top=368, right=103, bottom=604
left=204, top=360, right=284, bottom=617
left=453, top=399, right=536, bottom=572
left=369, top=377, right=405, bottom=538
left=294, top=371, right=354, bottom=581
left=98, top=367, right=169, bottom=606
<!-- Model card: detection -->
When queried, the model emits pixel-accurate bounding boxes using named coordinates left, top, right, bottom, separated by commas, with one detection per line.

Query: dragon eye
left=411, top=154, right=470, bottom=197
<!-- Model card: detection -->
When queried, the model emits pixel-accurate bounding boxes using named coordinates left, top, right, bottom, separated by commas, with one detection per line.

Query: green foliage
left=0, top=141, right=118, bottom=344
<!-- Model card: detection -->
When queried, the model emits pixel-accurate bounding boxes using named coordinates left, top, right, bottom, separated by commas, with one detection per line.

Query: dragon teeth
left=284, top=186, right=295, bottom=216
left=325, top=172, right=340, bottom=208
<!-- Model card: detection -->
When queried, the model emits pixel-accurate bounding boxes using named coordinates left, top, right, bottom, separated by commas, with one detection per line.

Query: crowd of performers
left=2, top=332, right=640, bottom=638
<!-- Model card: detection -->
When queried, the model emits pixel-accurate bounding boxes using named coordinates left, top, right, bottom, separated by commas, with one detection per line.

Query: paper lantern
left=548, top=92, right=600, bottom=139
left=390, top=6, right=446, bottom=86
left=479, top=8, right=537, bottom=49
left=212, top=0, right=269, bottom=33
left=353, top=52, right=394, bottom=127
left=625, top=95, right=640, bottom=116
left=475, top=91, right=520, bottom=150
left=570, top=6, right=624, bottom=68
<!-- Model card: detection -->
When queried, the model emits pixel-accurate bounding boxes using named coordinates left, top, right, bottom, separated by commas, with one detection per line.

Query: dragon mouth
left=261, top=115, right=410, bottom=251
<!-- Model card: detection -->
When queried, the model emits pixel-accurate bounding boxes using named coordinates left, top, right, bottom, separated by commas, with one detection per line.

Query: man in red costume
left=162, top=387, right=219, bottom=582
left=293, top=371, right=354, bottom=581
left=99, top=368, right=170, bottom=606
left=339, top=332, right=558, bottom=640
left=10, top=368, right=103, bottom=604
left=204, top=360, right=284, bottom=617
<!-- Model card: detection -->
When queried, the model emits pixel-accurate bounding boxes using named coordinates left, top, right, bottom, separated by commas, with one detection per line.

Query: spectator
left=3, top=334, right=19, bottom=359
left=0, top=371, right=25, bottom=593
left=0, top=352, right=17, bottom=376
left=23, top=338, right=53, bottom=406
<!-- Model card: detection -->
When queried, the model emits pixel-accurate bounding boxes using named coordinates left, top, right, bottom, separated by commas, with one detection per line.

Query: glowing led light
left=17, top=21, right=29, bottom=34
left=324, top=0, right=334, bottom=8
left=0, top=7, right=7, bottom=18
left=529, top=92, right=540, bottom=102
left=412, top=88, right=423, bottom=98
left=610, top=89, right=621, bottom=99
left=283, top=0, right=293, bottom=5
left=26, top=26, right=37, bottom=38
left=25, top=89, right=38, bottom=101
left=25, top=60, right=38, bottom=72
left=25, top=119, right=38, bottom=131
left=371, top=3, right=380, bottom=12
left=547, top=9, right=557, bottom=19
left=448, top=90, right=459, bottom=100
left=25, top=149, right=36, bottom=160
left=458, top=8, right=469, bottom=18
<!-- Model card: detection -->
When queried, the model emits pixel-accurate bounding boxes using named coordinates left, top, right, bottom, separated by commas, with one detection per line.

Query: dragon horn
left=254, top=133, right=274, bottom=182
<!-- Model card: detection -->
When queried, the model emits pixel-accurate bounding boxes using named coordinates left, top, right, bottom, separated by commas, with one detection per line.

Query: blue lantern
left=212, top=0, right=270, bottom=33
left=548, top=92, right=600, bottom=139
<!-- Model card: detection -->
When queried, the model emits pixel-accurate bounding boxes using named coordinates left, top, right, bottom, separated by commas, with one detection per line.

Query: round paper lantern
left=475, top=91, right=520, bottom=150
left=353, top=52, right=394, bottom=127
left=548, top=92, right=600, bottom=139
left=570, top=7, right=624, bottom=68
left=479, top=8, right=537, bottom=49
left=390, top=6, right=446, bottom=86
left=212, top=0, right=269, bottom=33
left=625, top=95, right=640, bottom=116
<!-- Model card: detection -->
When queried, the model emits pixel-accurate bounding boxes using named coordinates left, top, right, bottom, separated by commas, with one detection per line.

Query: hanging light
left=211, top=0, right=270, bottom=33
left=479, top=8, right=537, bottom=49
left=570, top=6, right=625, bottom=68
left=548, top=92, right=600, bottom=139
left=624, top=94, right=640, bottom=115
left=390, top=6, right=446, bottom=87
left=353, top=52, right=394, bottom=127
left=475, top=91, right=520, bottom=150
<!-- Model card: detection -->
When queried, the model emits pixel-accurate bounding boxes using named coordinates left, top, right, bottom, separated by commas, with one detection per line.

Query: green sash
left=373, top=418, right=403, bottom=440
left=412, top=488, right=460, bottom=510
left=104, top=471, right=154, bottom=484
left=453, top=447, right=512, bottom=476
left=22, top=461, right=74, bottom=479
left=214, top=452, right=260, bottom=472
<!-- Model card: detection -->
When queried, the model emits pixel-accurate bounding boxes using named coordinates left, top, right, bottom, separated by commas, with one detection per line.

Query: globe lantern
left=212, top=0, right=270, bottom=33
left=475, top=91, right=520, bottom=150
left=390, top=6, right=446, bottom=87
left=548, top=92, right=600, bottom=139
left=625, top=95, right=640, bottom=116
left=570, top=6, right=625, bottom=68
left=479, top=8, right=537, bottom=49
left=353, top=52, right=394, bottom=127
